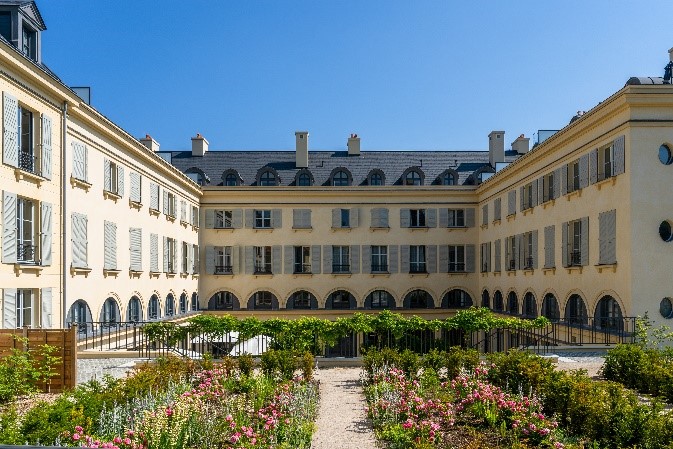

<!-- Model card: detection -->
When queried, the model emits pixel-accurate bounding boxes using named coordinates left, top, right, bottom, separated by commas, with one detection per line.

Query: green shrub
left=398, top=349, right=421, bottom=377
left=0, top=339, right=61, bottom=403
left=300, top=351, right=314, bottom=380
left=0, top=406, right=22, bottom=445
left=422, top=348, right=444, bottom=372
left=486, top=350, right=555, bottom=394
left=238, top=353, right=254, bottom=376
left=444, top=347, right=479, bottom=379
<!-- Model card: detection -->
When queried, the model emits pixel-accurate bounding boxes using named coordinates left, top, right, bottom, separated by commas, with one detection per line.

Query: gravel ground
left=550, top=351, right=607, bottom=378
left=77, top=357, right=145, bottom=384
left=311, top=367, right=378, bottom=449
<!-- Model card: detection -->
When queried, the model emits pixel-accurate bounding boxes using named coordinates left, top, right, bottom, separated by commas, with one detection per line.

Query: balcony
left=409, top=264, right=427, bottom=274
left=332, top=264, right=350, bottom=274
left=568, top=250, right=581, bottom=267
left=371, top=264, right=388, bottom=273
left=294, top=264, right=312, bottom=274
left=17, top=243, right=37, bottom=263
left=19, top=151, right=38, bottom=175
left=254, top=265, right=273, bottom=275
left=523, top=257, right=534, bottom=270
left=215, top=265, right=233, bottom=274
left=448, top=262, right=465, bottom=273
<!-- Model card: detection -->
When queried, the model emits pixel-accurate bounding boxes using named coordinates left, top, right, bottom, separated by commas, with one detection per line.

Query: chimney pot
left=347, top=133, right=361, bottom=156
left=140, top=134, right=160, bottom=152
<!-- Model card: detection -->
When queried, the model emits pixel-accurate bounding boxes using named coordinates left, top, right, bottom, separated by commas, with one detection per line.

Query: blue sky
left=39, top=1, right=673, bottom=152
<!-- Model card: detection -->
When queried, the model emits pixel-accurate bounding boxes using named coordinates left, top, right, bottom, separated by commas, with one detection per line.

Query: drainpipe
left=61, top=100, right=68, bottom=327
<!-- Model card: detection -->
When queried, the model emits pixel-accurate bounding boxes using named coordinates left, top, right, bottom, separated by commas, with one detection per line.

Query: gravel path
left=77, top=357, right=145, bottom=384
left=311, top=367, right=378, bottom=449
left=551, top=351, right=607, bottom=378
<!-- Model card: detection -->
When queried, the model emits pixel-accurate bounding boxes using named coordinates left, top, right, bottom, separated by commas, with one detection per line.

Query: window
left=254, top=246, right=272, bottom=274
left=215, top=210, right=233, bottom=228
left=291, top=291, right=313, bottom=309
left=368, top=290, right=393, bottom=309
left=659, top=144, right=673, bottom=165
left=567, top=220, right=582, bottom=266
left=191, top=293, right=198, bottom=311
left=404, top=170, right=422, bottom=185
left=22, top=26, right=36, bottom=60
left=18, top=106, right=35, bottom=173
left=255, top=210, right=271, bottom=228
left=330, top=290, right=352, bottom=309
left=191, top=206, right=199, bottom=227
left=224, top=173, right=238, bottom=186
left=294, top=246, right=311, bottom=273
left=102, top=298, right=119, bottom=325
left=0, top=12, right=10, bottom=42
left=192, top=244, right=199, bottom=274
left=16, top=197, right=36, bottom=263
left=523, top=231, right=533, bottom=269
left=167, top=237, right=176, bottom=273
left=165, top=294, right=175, bottom=317
left=448, top=245, right=465, bottom=272
left=182, top=242, right=189, bottom=273
left=369, top=172, right=383, bottom=186
left=166, top=192, right=176, bottom=217
left=340, top=209, right=350, bottom=227
left=215, top=246, right=233, bottom=274
left=297, top=172, right=312, bottom=186
left=179, top=293, right=187, bottom=314
left=259, top=170, right=277, bottom=186
left=447, top=209, right=465, bottom=227
left=567, top=160, right=580, bottom=192
left=332, top=246, right=350, bottom=273
left=659, top=221, right=673, bottom=242
left=506, top=235, right=516, bottom=270
left=443, top=172, right=456, bottom=186
left=16, top=289, right=33, bottom=328
left=542, top=172, right=554, bottom=202
left=443, top=290, right=473, bottom=308
left=215, top=291, right=235, bottom=310
left=410, top=209, right=426, bottom=227
left=599, top=144, right=614, bottom=180
left=253, top=291, right=273, bottom=309
left=410, top=245, right=426, bottom=273
left=371, top=246, right=388, bottom=272
left=128, top=297, right=142, bottom=322
left=332, top=170, right=350, bottom=186
left=406, top=290, right=431, bottom=308
left=148, top=295, right=160, bottom=320
left=522, top=182, right=533, bottom=209
left=186, top=171, right=207, bottom=186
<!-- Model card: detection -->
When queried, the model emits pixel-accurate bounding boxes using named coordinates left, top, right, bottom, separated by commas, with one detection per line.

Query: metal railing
left=371, top=264, right=388, bottom=273
left=215, top=265, right=233, bottom=274
left=254, top=265, right=272, bottom=274
left=568, top=250, right=581, bottom=266
left=17, top=243, right=37, bottom=263
left=18, top=150, right=38, bottom=174
left=448, top=262, right=465, bottom=272
left=294, top=264, right=311, bottom=274
left=409, top=265, right=427, bottom=273
left=523, top=257, right=534, bottom=269
left=332, top=264, right=350, bottom=273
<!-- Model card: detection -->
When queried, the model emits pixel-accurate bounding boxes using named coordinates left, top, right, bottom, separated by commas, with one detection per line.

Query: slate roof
left=162, top=149, right=521, bottom=187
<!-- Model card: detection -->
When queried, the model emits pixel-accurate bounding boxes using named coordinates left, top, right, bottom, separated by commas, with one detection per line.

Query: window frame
left=568, top=160, right=580, bottom=193
left=410, top=245, right=427, bottom=273
left=16, top=289, right=33, bottom=328
left=254, top=246, right=272, bottom=274
left=447, top=209, right=465, bottom=227
left=410, top=209, right=427, bottom=228
left=259, top=170, right=277, bottom=186
left=215, top=209, right=233, bottom=229
left=599, top=144, right=614, bottom=180
left=332, top=245, right=350, bottom=273
left=215, top=246, right=233, bottom=274
left=568, top=219, right=582, bottom=266
left=543, top=172, right=554, bottom=202
left=371, top=245, right=388, bottom=273
left=404, top=170, right=422, bottom=186
left=332, top=170, right=350, bottom=186
left=294, top=246, right=311, bottom=273
left=448, top=245, right=466, bottom=272
left=167, top=237, right=177, bottom=273
left=181, top=241, right=189, bottom=273
left=254, top=210, right=272, bottom=228
left=16, top=196, right=36, bottom=264
left=340, top=209, right=350, bottom=228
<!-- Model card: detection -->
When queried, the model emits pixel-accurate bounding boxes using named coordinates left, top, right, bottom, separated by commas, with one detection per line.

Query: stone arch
left=208, top=290, right=241, bottom=310
left=247, top=290, right=280, bottom=310
left=286, top=290, right=319, bottom=310
left=506, top=290, right=519, bottom=315
left=179, top=291, right=189, bottom=314
left=522, top=291, right=538, bottom=318
left=148, top=293, right=161, bottom=320
left=191, top=292, right=199, bottom=311
left=564, top=291, right=588, bottom=325
left=481, top=289, right=490, bottom=308
left=594, top=294, right=625, bottom=331
left=325, top=289, right=357, bottom=310
left=541, top=291, right=560, bottom=321
left=493, top=290, right=504, bottom=312
left=100, top=295, right=121, bottom=324
left=127, top=294, right=144, bottom=322
left=66, top=299, right=93, bottom=333
left=164, top=292, right=176, bottom=317
left=403, top=289, right=435, bottom=309
left=363, top=289, right=396, bottom=310
left=441, top=289, right=474, bottom=308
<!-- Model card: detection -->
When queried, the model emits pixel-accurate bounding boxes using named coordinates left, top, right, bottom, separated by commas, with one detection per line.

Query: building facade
left=2, top=1, right=673, bottom=332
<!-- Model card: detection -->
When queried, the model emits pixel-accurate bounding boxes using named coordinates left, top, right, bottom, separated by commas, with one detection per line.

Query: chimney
left=512, top=134, right=530, bottom=155
left=191, top=133, right=208, bottom=157
left=295, top=131, right=308, bottom=168
left=488, top=130, right=505, bottom=167
left=140, top=134, right=160, bottom=152
left=669, top=47, right=673, bottom=62
left=347, top=133, right=360, bottom=156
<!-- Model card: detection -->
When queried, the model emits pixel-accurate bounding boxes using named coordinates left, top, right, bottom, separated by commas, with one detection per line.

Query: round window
left=659, top=144, right=673, bottom=165
left=660, top=298, right=673, bottom=319
left=659, top=221, right=673, bottom=242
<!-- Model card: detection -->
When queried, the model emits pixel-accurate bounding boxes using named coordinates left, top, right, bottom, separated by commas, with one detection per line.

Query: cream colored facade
left=0, top=4, right=200, bottom=329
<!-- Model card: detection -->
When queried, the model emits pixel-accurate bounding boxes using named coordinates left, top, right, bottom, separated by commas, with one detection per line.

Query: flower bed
left=0, top=355, right=319, bottom=448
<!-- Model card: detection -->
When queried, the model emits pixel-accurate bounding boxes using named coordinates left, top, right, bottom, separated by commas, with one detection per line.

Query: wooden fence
left=0, top=326, right=77, bottom=392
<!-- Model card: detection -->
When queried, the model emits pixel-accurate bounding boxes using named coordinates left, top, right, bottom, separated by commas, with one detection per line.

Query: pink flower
left=72, top=434, right=80, bottom=441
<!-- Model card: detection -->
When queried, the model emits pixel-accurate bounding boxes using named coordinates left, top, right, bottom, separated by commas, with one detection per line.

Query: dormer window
left=22, top=25, right=35, bottom=60
left=441, top=170, right=457, bottom=186
left=0, top=12, right=10, bottom=42
left=297, top=172, right=312, bottom=186
left=367, top=169, right=385, bottom=186
left=332, top=169, right=350, bottom=186
left=404, top=170, right=422, bottom=186
left=258, top=169, right=278, bottom=186
left=225, top=173, right=238, bottom=186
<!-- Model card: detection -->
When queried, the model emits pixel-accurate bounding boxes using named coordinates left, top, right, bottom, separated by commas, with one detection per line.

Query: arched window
left=595, top=296, right=624, bottom=331
left=224, top=173, right=238, bottom=186
left=332, top=169, right=350, bottom=186
left=493, top=290, right=504, bottom=312
left=298, top=172, right=311, bottom=186
left=367, top=170, right=385, bottom=186
left=507, top=292, right=518, bottom=315
left=259, top=170, right=278, bottom=186
left=327, top=290, right=355, bottom=309
left=165, top=294, right=175, bottom=317
left=179, top=293, right=188, bottom=314
left=565, top=294, right=588, bottom=325
left=366, top=290, right=394, bottom=309
left=441, top=170, right=457, bottom=186
left=249, top=291, right=277, bottom=310
left=481, top=290, right=490, bottom=308
left=541, top=293, right=560, bottom=321
left=287, top=291, right=316, bottom=309
left=101, top=298, right=119, bottom=325
left=185, top=168, right=209, bottom=186
left=208, top=291, right=239, bottom=310
left=127, top=296, right=142, bottom=322
left=148, top=295, right=160, bottom=320
left=523, top=292, right=537, bottom=317
left=68, top=300, right=92, bottom=333
left=191, top=292, right=199, bottom=311
left=404, top=289, right=434, bottom=309
left=404, top=170, right=423, bottom=186
left=442, top=289, right=473, bottom=308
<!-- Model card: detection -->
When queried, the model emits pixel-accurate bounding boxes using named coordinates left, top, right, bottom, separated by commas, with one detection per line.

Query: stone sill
left=253, top=228, right=273, bottom=233
left=596, top=176, right=617, bottom=190
left=293, top=273, right=314, bottom=278
left=129, top=200, right=142, bottom=210
left=180, top=272, right=189, bottom=278
left=506, top=214, right=516, bottom=222
left=480, top=223, right=488, bottom=230
left=446, top=226, right=469, bottom=232
left=542, top=199, right=555, bottom=209
left=409, top=227, right=429, bottom=232
left=331, top=227, right=352, bottom=232
left=103, top=269, right=121, bottom=278
left=129, top=270, right=143, bottom=278
left=292, top=227, right=313, bottom=232
left=369, top=227, right=390, bottom=232
left=523, top=268, right=534, bottom=276
left=149, top=208, right=160, bottom=217
left=149, top=271, right=161, bottom=278
left=214, top=227, right=235, bottom=232
left=70, top=266, right=92, bottom=277
left=180, top=220, right=190, bottom=228
left=191, top=273, right=199, bottom=279
left=370, top=272, right=390, bottom=277
left=595, top=263, right=617, bottom=273
left=447, top=272, right=468, bottom=277
left=331, top=273, right=352, bottom=278
left=409, top=272, right=429, bottom=278
left=103, top=190, right=121, bottom=202
left=166, top=272, right=177, bottom=278
left=480, top=272, right=488, bottom=277
left=15, top=168, right=45, bottom=186
left=166, top=215, right=176, bottom=223
left=566, top=189, right=582, bottom=201
left=254, top=273, right=275, bottom=278
left=506, top=270, right=516, bottom=276
left=543, top=267, right=556, bottom=275
left=70, top=176, right=91, bottom=191
left=492, top=219, right=501, bottom=226
left=565, top=266, right=583, bottom=274
left=493, top=271, right=501, bottom=276
left=192, top=225, right=199, bottom=232
left=14, top=263, right=44, bottom=276
left=522, top=208, right=534, bottom=216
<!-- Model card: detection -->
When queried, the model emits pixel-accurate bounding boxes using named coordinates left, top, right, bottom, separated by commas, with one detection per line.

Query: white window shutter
left=311, top=245, right=321, bottom=274
left=426, top=208, right=437, bottom=227
left=205, top=209, right=215, bottom=228
left=3, top=288, right=17, bottom=328
left=272, top=245, right=282, bottom=273
left=322, top=245, right=332, bottom=273
left=272, top=209, right=282, bottom=228
left=40, top=201, right=52, bottom=266
left=426, top=245, right=437, bottom=273
left=129, top=227, right=142, bottom=271
left=284, top=245, right=293, bottom=274
left=388, top=245, right=398, bottom=273
left=150, top=183, right=159, bottom=210
left=163, top=191, right=168, bottom=214
left=2, top=191, right=17, bottom=263
left=40, top=114, right=52, bottom=180
left=163, top=237, right=169, bottom=272
left=130, top=171, right=141, bottom=203
left=104, top=158, right=111, bottom=191
left=3, top=92, right=18, bottom=168
left=613, top=135, right=625, bottom=175
left=41, top=287, right=52, bottom=328
left=350, top=208, right=359, bottom=227
left=205, top=246, right=214, bottom=274
left=465, top=244, right=476, bottom=273
left=150, top=233, right=158, bottom=272
left=400, top=209, right=410, bottom=228
left=331, top=208, right=340, bottom=228
left=350, top=245, right=360, bottom=273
